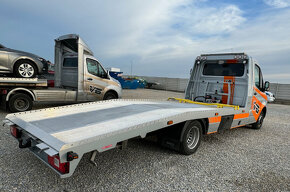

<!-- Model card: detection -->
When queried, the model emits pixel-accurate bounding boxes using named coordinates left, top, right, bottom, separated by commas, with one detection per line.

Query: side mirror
left=264, top=81, right=270, bottom=91
left=190, top=68, right=193, bottom=75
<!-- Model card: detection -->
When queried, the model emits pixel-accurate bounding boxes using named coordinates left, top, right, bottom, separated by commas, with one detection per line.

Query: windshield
left=0, top=44, right=6, bottom=48
left=203, top=62, right=245, bottom=76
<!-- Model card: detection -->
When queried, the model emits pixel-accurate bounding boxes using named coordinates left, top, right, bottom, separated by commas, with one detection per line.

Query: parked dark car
left=0, top=43, right=48, bottom=78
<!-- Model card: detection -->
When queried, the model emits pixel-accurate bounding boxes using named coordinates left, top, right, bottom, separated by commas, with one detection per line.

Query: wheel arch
left=262, top=106, right=267, bottom=117
left=179, top=118, right=208, bottom=142
left=12, top=58, right=39, bottom=74
left=6, top=88, right=36, bottom=102
left=103, top=89, right=118, bottom=99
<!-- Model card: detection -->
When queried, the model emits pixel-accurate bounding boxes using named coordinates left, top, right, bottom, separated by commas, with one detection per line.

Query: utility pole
left=130, top=60, right=133, bottom=78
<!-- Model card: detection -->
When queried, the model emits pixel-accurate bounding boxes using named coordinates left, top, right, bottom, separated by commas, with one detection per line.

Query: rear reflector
left=48, top=155, right=69, bottom=174
left=1, top=89, right=7, bottom=94
left=10, top=125, right=21, bottom=138
left=226, top=59, right=238, bottom=63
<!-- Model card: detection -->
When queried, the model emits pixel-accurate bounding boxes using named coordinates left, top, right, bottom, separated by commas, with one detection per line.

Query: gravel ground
left=0, top=89, right=289, bottom=191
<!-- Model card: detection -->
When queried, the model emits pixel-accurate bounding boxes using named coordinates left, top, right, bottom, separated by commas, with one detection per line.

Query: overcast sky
left=0, top=0, right=289, bottom=83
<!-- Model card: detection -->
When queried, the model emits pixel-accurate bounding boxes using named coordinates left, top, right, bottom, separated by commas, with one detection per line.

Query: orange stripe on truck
left=234, top=113, right=249, bottom=120
left=209, top=116, right=221, bottom=123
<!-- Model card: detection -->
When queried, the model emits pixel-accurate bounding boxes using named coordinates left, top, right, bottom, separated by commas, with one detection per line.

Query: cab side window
left=98, top=64, right=107, bottom=78
left=86, top=59, right=99, bottom=76
left=86, top=59, right=107, bottom=78
left=254, top=65, right=263, bottom=90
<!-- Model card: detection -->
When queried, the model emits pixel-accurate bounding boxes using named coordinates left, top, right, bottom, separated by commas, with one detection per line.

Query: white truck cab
left=0, top=34, right=122, bottom=112
left=185, top=53, right=269, bottom=131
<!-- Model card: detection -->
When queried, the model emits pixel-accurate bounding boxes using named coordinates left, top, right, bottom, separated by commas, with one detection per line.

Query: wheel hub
left=14, top=98, right=28, bottom=111
left=19, top=63, right=34, bottom=78
left=186, top=126, right=200, bottom=149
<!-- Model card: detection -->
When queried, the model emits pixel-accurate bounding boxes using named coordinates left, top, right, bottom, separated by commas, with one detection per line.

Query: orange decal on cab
left=251, top=96, right=264, bottom=121
left=254, top=86, right=268, bottom=100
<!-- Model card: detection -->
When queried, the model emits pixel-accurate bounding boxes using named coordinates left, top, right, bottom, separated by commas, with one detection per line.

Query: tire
left=103, top=92, right=117, bottom=100
left=14, top=60, right=37, bottom=78
left=179, top=121, right=202, bottom=155
left=251, top=111, right=265, bottom=129
left=8, top=93, right=33, bottom=112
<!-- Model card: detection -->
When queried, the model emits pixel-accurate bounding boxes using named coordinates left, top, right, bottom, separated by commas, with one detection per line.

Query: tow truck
left=4, top=52, right=270, bottom=178
left=0, top=34, right=122, bottom=112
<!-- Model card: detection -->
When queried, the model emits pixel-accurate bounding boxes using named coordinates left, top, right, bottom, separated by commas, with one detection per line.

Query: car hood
left=2, top=48, right=41, bottom=58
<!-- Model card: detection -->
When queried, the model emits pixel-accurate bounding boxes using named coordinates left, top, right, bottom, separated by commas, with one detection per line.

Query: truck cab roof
left=55, top=34, right=93, bottom=56
left=197, top=53, right=249, bottom=60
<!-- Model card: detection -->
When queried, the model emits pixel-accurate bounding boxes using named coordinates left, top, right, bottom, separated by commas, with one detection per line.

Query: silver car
left=0, top=43, right=48, bottom=78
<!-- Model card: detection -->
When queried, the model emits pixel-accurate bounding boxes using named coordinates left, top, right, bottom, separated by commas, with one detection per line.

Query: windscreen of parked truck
left=203, top=62, right=245, bottom=76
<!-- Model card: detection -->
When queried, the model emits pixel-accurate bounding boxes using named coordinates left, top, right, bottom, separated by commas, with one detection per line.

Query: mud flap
left=160, top=137, right=181, bottom=151
left=218, top=115, right=234, bottom=132
left=0, top=95, right=7, bottom=111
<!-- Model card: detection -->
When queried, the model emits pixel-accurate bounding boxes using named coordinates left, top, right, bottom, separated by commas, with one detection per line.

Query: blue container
left=109, top=71, right=139, bottom=89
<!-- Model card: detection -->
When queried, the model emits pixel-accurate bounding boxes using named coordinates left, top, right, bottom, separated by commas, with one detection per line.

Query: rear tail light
left=10, top=125, right=21, bottom=138
left=48, top=155, right=69, bottom=174
left=1, top=89, right=7, bottom=94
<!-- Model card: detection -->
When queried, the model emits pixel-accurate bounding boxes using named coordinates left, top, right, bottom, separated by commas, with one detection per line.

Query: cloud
left=0, top=0, right=289, bottom=83
left=102, top=2, right=246, bottom=58
left=174, top=5, right=245, bottom=35
left=263, top=0, right=290, bottom=8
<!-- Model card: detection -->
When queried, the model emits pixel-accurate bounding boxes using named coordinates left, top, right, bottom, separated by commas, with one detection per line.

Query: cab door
left=251, top=64, right=267, bottom=121
left=84, top=57, right=109, bottom=100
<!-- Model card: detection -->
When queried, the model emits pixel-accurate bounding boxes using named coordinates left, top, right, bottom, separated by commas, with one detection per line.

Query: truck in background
left=0, top=34, right=122, bottom=112
left=5, top=52, right=269, bottom=178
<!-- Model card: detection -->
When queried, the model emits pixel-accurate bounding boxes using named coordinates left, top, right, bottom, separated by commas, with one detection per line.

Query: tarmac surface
left=0, top=89, right=289, bottom=191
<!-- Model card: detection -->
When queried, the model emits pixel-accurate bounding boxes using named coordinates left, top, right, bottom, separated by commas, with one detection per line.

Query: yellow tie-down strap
left=168, top=97, right=240, bottom=110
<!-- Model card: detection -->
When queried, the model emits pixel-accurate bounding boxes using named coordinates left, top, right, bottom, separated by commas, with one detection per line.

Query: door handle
left=87, top=78, right=93, bottom=81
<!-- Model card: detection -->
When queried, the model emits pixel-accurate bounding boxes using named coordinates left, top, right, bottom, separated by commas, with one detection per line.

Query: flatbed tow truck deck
left=0, top=77, right=47, bottom=87
left=5, top=99, right=240, bottom=178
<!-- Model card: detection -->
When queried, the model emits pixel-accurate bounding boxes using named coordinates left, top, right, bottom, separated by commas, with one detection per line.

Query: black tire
left=8, top=93, right=33, bottom=112
left=14, top=60, right=37, bottom=78
left=179, top=121, right=202, bottom=155
left=251, top=111, right=265, bottom=129
left=103, top=92, right=117, bottom=100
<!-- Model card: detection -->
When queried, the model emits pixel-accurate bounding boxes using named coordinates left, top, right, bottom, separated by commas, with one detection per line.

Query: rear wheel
left=103, top=92, right=117, bottom=100
left=14, top=60, right=37, bottom=78
left=8, top=93, right=33, bottom=112
left=179, top=121, right=202, bottom=155
left=252, top=111, right=265, bottom=129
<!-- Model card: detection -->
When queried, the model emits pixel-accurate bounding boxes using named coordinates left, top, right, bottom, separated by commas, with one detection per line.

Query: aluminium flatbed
left=0, top=77, right=47, bottom=87
left=5, top=99, right=240, bottom=178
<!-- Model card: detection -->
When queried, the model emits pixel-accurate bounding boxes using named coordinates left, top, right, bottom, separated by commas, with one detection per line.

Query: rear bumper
left=14, top=129, right=71, bottom=177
